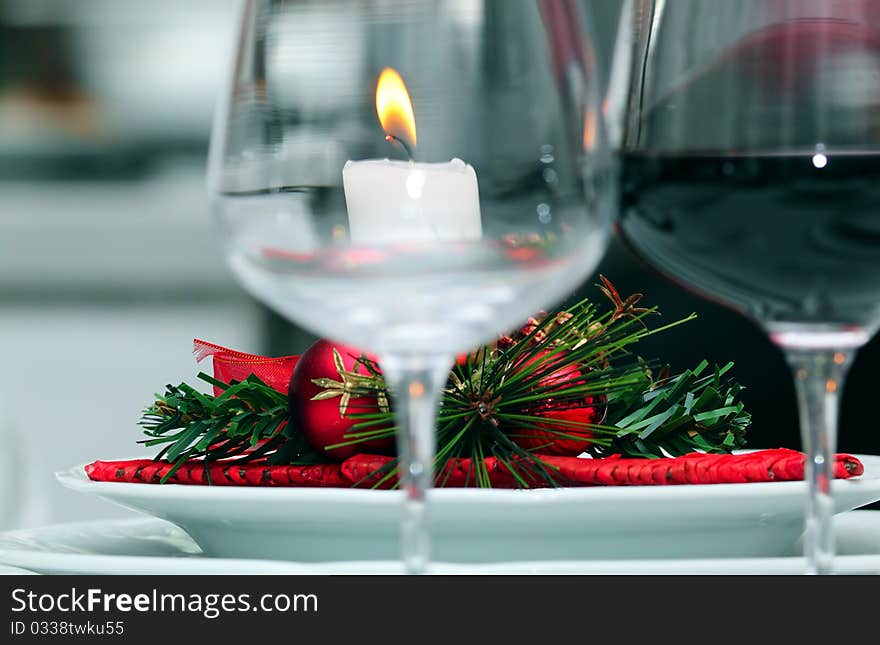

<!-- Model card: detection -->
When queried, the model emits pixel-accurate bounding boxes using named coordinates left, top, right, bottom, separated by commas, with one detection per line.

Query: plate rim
left=3, top=516, right=880, bottom=575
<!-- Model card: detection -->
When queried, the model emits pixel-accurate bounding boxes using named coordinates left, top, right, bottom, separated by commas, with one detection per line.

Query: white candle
left=342, top=157, right=482, bottom=245
left=341, top=67, right=482, bottom=246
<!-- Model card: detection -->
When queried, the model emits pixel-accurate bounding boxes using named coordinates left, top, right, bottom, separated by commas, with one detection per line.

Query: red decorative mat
left=86, top=448, right=863, bottom=489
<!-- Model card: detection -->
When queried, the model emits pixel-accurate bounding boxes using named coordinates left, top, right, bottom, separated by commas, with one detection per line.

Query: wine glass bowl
left=617, top=0, right=880, bottom=573
left=208, top=0, right=611, bottom=572
left=211, top=0, right=611, bottom=358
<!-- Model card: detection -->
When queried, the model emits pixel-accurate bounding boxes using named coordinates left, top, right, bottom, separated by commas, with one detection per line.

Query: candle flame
left=376, top=68, right=417, bottom=150
left=583, top=108, right=597, bottom=151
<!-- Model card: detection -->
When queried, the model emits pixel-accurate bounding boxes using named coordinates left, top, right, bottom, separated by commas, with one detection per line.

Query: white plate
left=56, top=455, right=880, bottom=563
left=0, top=565, right=36, bottom=575
left=2, top=515, right=880, bottom=575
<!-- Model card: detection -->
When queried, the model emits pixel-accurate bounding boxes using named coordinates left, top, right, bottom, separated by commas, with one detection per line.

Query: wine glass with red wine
left=616, top=0, right=880, bottom=573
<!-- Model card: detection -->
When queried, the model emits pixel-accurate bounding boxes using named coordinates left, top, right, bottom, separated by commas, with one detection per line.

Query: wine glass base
left=767, top=325, right=862, bottom=575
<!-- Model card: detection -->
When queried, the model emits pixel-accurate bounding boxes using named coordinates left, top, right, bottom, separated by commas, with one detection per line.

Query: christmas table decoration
left=87, top=277, right=863, bottom=488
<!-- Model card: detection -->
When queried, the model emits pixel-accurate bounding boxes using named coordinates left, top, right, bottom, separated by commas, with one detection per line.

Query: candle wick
left=384, top=134, right=415, bottom=161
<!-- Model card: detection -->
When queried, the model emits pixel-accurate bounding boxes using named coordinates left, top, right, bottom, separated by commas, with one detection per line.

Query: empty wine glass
left=208, top=0, right=612, bottom=573
left=616, top=0, right=880, bottom=574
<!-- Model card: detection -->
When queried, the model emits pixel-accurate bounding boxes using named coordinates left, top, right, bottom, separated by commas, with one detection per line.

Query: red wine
left=619, top=152, right=880, bottom=327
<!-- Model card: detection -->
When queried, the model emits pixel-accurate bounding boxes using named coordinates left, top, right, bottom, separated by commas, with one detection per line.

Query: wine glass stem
left=784, top=348, right=852, bottom=575
left=380, top=354, right=452, bottom=575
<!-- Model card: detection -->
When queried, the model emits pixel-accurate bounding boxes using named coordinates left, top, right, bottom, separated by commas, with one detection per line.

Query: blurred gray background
left=0, top=0, right=876, bottom=531
left=0, top=0, right=255, bottom=529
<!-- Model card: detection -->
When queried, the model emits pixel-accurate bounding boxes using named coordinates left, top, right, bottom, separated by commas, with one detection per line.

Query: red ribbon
left=193, top=339, right=298, bottom=396
left=86, top=449, right=863, bottom=488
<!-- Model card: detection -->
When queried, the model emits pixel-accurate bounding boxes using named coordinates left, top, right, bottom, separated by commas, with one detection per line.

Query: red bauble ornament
left=288, top=339, right=394, bottom=460
left=510, top=350, right=605, bottom=456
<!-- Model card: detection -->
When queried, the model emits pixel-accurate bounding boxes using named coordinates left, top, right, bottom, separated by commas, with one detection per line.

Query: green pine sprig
left=337, top=288, right=749, bottom=486
left=139, top=372, right=322, bottom=482
left=598, top=360, right=750, bottom=458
